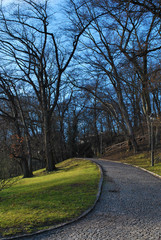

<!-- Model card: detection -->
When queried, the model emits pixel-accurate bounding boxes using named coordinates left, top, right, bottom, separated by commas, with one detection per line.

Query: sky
left=1, top=0, right=64, bottom=24
left=2, top=0, right=19, bottom=5
left=2, top=0, right=61, bottom=6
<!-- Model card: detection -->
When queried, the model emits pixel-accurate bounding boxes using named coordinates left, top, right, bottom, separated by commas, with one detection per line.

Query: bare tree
left=0, top=0, right=96, bottom=171
left=67, top=7, right=138, bottom=151
left=0, top=74, right=33, bottom=177
left=109, top=4, right=161, bottom=147
left=68, top=0, right=161, bottom=151
left=115, top=0, right=161, bottom=19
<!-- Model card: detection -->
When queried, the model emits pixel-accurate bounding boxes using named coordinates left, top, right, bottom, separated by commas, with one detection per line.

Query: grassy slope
left=0, top=159, right=100, bottom=237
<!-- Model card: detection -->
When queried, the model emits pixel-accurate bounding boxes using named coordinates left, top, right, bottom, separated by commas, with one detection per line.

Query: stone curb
left=100, top=158, right=161, bottom=181
left=2, top=160, right=103, bottom=240
left=123, top=162, right=161, bottom=181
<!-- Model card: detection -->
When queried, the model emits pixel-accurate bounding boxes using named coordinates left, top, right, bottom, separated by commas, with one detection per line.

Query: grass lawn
left=120, top=152, right=161, bottom=176
left=0, top=158, right=100, bottom=237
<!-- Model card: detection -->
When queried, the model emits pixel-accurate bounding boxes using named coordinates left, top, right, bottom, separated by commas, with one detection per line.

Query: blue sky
left=2, top=0, right=65, bottom=27
left=2, top=0, right=61, bottom=6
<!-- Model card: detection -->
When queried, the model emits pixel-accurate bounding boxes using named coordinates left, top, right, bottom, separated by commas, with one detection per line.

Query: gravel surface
left=22, top=159, right=161, bottom=240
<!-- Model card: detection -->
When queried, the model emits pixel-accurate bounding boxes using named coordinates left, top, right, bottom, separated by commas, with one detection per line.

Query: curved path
left=24, top=159, right=161, bottom=240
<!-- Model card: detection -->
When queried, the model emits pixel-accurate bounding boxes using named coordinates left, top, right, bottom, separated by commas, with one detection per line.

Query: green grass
left=0, top=158, right=100, bottom=237
left=120, top=152, right=161, bottom=176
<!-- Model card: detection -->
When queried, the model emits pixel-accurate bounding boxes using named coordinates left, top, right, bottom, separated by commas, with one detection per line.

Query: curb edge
left=123, top=162, right=161, bottom=180
left=100, top=158, right=161, bottom=181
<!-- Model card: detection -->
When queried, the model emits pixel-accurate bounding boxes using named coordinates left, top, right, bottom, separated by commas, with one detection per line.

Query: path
left=23, top=159, right=161, bottom=240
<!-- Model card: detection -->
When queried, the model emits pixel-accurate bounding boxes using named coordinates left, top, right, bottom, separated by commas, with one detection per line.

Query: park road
left=23, top=159, right=161, bottom=240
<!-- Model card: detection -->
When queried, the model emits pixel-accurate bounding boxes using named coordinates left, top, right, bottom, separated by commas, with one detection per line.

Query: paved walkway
left=23, top=159, right=161, bottom=240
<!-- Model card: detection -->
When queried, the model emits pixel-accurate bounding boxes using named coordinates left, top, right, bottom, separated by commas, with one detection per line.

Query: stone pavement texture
left=22, top=159, right=161, bottom=240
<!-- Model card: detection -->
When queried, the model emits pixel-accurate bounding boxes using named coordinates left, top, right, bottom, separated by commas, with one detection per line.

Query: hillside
left=103, top=132, right=161, bottom=162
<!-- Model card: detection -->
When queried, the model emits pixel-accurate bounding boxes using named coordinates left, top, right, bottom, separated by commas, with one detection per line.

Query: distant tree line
left=0, top=0, right=161, bottom=178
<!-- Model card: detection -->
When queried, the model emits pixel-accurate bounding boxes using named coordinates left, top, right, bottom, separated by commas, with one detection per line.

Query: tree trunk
left=14, top=117, right=33, bottom=177
left=25, top=135, right=33, bottom=177
left=15, top=88, right=33, bottom=177
left=44, top=113, right=56, bottom=172
left=21, top=157, right=32, bottom=178
left=117, top=86, right=138, bottom=153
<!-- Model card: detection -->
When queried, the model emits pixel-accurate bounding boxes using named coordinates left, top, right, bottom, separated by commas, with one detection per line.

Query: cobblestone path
left=24, top=159, right=161, bottom=240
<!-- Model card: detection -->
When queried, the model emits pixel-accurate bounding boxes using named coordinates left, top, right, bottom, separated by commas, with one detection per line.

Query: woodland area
left=0, top=0, right=161, bottom=179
